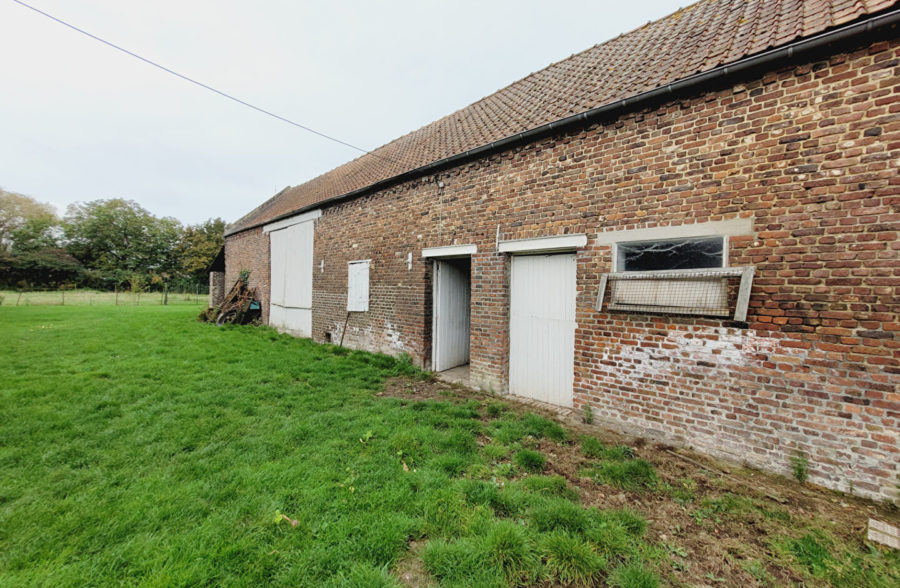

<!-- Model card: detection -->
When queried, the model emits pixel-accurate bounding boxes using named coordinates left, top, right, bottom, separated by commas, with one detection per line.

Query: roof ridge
left=228, top=0, right=899, bottom=235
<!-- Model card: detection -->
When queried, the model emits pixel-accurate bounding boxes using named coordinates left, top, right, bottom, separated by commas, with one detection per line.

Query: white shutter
left=347, top=260, right=370, bottom=312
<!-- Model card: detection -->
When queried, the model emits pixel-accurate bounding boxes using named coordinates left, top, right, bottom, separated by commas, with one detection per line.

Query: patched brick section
left=230, top=39, right=900, bottom=502
left=576, top=316, right=897, bottom=499
left=224, top=227, right=270, bottom=324
left=470, top=252, right=510, bottom=393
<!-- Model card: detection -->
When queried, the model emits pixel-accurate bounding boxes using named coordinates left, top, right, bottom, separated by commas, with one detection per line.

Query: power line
left=12, top=0, right=387, bottom=159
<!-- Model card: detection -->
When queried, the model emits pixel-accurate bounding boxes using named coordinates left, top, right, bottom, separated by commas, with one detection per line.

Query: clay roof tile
left=228, top=0, right=898, bottom=234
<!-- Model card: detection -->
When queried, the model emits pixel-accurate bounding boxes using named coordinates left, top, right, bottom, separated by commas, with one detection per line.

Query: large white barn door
left=268, top=219, right=314, bottom=337
left=432, top=260, right=470, bottom=372
left=509, top=254, right=577, bottom=407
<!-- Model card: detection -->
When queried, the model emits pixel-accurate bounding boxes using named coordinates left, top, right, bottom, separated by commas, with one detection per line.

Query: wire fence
left=0, top=287, right=209, bottom=307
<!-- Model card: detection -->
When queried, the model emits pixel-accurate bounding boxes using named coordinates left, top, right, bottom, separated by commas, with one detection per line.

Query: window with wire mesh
left=604, top=236, right=739, bottom=317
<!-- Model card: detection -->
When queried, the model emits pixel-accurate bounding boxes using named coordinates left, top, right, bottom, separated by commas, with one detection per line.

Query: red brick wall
left=229, top=39, right=899, bottom=502
left=224, top=227, right=270, bottom=324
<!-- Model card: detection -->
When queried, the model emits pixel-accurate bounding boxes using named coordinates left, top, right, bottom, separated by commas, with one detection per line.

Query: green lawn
left=1, top=306, right=897, bottom=587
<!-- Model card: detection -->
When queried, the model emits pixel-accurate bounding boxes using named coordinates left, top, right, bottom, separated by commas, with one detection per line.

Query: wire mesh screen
left=596, top=267, right=755, bottom=321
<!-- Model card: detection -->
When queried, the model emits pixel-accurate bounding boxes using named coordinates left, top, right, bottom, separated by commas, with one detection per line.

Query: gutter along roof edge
left=225, top=8, right=900, bottom=237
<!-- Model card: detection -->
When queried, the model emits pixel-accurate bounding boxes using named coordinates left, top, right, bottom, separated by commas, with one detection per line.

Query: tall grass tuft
left=531, top=499, right=591, bottom=534
left=541, top=532, right=606, bottom=587
left=520, top=475, right=578, bottom=501
left=515, top=449, right=546, bottom=473
left=609, top=563, right=661, bottom=588
left=588, top=459, right=657, bottom=491
left=483, top=521, right=539, bottom=584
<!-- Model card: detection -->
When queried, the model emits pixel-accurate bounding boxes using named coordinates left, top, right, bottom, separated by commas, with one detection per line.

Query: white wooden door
left=269, top=220, right=314, bottom=337
left=433, top=260, right=470, bottom=372
left=509, top=254, right=577, bottom=407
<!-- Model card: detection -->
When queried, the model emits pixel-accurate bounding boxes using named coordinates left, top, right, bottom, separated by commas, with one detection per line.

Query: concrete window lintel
left=594, top=217, right=754, bottom=246
left=498, top=234, right=587, bottom=254
left=422, top=244, right=477, bottom=258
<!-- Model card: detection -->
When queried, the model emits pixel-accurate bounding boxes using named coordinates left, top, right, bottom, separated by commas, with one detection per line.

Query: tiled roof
left=228, top=0, right=898, bottom=234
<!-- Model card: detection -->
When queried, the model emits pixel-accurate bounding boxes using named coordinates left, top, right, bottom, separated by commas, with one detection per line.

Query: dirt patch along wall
left=234, top=38, right=899, bottom=502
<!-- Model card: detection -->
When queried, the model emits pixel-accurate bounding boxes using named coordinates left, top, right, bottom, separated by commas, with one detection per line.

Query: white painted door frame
left=431, top=258, right=471, bottom=372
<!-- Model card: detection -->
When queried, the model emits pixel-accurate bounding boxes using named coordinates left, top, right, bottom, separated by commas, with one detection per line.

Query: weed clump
left=423, top=538, right=501, bottom=586
left=423, top=488, right=466, bottom=537
left=488, top=486, right=530, bottom=518
left=581, top=436, right=605, bottom=458
left=790, top=448, right=809, bottom=484
left=461, top=480, right=499, bottom=506
left=433, top=454, right=467, bottom=477
left=788, top=533, right=833, bottom=575
left=581, top=436, right=636, bottom=461
left=598, top=508, right=647, bottom=537
left=337, top=563, right=401, bottom=588
left=609, top=562, right=660, bottom=588
left=484, top=521, right=539, bottom=584
left=486, top=402, right=507, bottom=418
left=390, top=430, right=422, bottom=465
left=515, top=449, right=546, bottom=473
left=531, top=499, right=591, bottom=534
left=581, top=404, right=594, bottom=424
left=522, top=413, right=567, bottom=442
left=541, top=532, right=606, bottom=586
left=587, top=459, right=657, bottom=491
left=520, top=475, right=578, bottom=501
left=481, top=443, right=510, bottom=461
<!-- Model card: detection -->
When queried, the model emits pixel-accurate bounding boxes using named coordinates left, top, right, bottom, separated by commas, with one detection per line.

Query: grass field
left=1, top=306, right=897, bottom=587
left=0, top=289, right=206, bottom=307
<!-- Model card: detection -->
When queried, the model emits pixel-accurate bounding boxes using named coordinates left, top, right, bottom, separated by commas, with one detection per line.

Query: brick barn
left=223, top=0, right=900, bottom=503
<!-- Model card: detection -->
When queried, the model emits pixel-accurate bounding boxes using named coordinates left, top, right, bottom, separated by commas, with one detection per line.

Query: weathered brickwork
left=209, top=271, right=225, bottom=307
left=229, top=39, right=900, bottom=502
left=224, top=227, right=270, bottom=324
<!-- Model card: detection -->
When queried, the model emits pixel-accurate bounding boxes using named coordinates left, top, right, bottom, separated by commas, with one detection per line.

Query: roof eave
left=225, top=8, right=900, bottom=237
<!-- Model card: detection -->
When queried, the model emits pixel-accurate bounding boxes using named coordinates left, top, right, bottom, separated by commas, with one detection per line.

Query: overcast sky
left=1, top=0, right=687, bottom=225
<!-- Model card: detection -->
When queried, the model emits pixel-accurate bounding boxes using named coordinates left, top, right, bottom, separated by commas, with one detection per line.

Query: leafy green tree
left=0, top=188, right=76, bottom=288
left=63, top=199, right=184, bottom=288
left=0, top=188, right=59, bottom=254
left=180, top=218, right=225, bottom=282
left=2, top=192, right=222, bottom=290
left=0, top=248, right=83, bottom=287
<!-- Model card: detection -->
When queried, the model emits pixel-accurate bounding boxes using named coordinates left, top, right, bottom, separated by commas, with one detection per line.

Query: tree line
left=0, top=187, right=224, bottom=291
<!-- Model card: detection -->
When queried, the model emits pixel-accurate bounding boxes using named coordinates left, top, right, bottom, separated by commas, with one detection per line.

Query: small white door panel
left=509, top=254, right=576, bottom=407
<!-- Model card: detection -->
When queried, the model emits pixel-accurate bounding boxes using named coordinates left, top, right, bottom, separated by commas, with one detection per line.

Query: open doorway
left=431, top=257, right=471, bottom=380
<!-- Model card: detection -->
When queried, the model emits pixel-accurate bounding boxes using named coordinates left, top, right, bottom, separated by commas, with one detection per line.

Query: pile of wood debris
left=199, top=279, right=260, bottom=325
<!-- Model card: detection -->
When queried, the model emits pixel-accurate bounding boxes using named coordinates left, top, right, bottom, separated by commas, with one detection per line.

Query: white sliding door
left=268, top=219, right=314, bottom=337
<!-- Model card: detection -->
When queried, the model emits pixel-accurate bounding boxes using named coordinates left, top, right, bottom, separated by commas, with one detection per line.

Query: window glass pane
left=618, top=237, right=723, bottom=271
